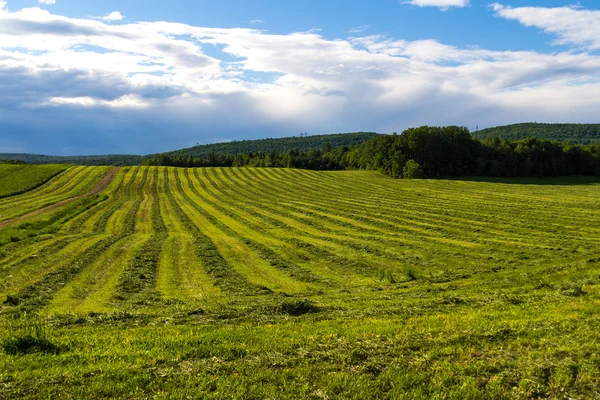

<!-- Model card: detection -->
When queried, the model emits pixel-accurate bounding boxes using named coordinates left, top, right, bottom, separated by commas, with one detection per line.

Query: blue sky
left=10, top=0, right=583, bottom=50
left=1, top=0, right=600, bottom=155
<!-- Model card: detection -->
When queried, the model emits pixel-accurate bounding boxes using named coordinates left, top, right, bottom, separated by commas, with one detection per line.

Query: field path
left=0, top=167, right=120, bottom=229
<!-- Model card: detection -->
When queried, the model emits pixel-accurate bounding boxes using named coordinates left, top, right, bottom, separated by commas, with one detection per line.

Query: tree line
left=0, top=160, right=26, bottom=164
left=0, top=154, right=144, bottom=166
left=144, top=146, right=348, bottom=171
left=144, top=126, right=600, bottom=179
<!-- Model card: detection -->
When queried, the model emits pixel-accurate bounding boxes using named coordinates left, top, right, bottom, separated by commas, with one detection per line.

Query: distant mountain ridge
left=473, top=123, right=600, bottom=144
left=0, top=132, right=380, bottom=165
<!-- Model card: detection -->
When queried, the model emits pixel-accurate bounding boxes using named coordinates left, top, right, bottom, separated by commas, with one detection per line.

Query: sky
left=1, top=1, right=600, bottom=155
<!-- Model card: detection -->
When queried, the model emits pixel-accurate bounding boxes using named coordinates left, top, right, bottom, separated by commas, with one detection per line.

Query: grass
left=0, top=164, right=68, bottom=198
left=1, top=167, right=600, bottom=398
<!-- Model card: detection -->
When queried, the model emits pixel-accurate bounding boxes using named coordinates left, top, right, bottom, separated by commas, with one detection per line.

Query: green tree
left=403, top=159, right=424, bottom=179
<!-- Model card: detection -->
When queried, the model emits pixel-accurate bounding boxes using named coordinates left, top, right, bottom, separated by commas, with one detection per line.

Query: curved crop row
left=1, top=166, right=600, bottom=318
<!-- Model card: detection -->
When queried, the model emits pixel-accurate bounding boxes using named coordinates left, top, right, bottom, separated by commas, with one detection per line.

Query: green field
left=1, top=167, right=600, bottom=398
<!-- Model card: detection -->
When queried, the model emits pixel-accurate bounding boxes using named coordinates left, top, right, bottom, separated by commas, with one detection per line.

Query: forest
left=474, top=122, right=600, bottom=144
left=145, top=126, right=600, bottom=179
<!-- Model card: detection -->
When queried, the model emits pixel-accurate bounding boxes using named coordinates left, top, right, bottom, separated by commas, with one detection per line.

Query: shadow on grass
left=446, top=175, right=600, bottom=186
left=276, top=299, right=320, bottom=316
left=1, top=313, right=65, bottom=356
left=2, top=335, right=62, bottom=355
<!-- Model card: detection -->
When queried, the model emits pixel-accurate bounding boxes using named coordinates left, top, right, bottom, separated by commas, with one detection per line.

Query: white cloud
left=0, top=1, right=7, bottom=11
left=492, top=3, right=600, bottom=49
left=102, top=11, right=124, bottom=22
left=1, top=4, right=600, bottom=154
left=404, top=0, right=469, bottom=11
left=349, top=25, right=370, bottom=34
left=38, top=0, right=56, bottom=4
left=248, top=19, right=264, bottom=24
left=47, top=94, right=149, bottom=109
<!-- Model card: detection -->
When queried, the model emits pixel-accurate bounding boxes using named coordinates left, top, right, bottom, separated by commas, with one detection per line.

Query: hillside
left=162, top=132, right=380, bottom=158
left=474, top=123, right=600, bottom=144
left=1, top=167, right=600, bottom=398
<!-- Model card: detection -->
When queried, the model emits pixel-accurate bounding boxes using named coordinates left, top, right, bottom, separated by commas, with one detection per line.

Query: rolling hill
left=161, top=132, right=380, bottom=158
left=474, top=123, right=600, bottom=144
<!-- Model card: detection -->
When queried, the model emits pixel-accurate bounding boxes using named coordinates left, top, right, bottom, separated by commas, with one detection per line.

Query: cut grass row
left=114, top=169, right=167, bottom=308
left=44, top=235, right=149, bottom=315
left=181, top=169, right=313, bottom=293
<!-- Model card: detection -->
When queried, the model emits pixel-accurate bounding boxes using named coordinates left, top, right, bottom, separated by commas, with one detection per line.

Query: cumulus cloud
left=492, top=3, right=600, bottom=50
left=102, top=11, right=124, bottom=22
left=0, top=4, right=600, bottom=155
left=404, top=0, right=469, bottom=11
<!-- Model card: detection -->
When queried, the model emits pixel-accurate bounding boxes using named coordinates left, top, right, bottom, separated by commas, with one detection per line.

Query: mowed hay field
left=1, top=166, right=600, bottom=399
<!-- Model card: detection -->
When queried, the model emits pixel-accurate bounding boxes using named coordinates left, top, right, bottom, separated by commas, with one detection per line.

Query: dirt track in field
left=0, top=167, right=120, bottom=229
